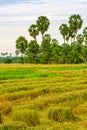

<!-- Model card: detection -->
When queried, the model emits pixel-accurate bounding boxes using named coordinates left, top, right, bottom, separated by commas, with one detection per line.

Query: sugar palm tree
left=16, top=36, right=28, bottom=64
left=68, top=29, right=75, bottom=43
left=68, top=14, right=83, bottom=42
left=59, top=24, right=69, bottom=43
left=36, top=16, right=50, bottom=40
left=28, top=40, right=39, bottom=63
left=76, top=34, right=84, bottom=45
left=28, top=24, right=39, bottom=41
left=83, top=27, right=87, bottom=45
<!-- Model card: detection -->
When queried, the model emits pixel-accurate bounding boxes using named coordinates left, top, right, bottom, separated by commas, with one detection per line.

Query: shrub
left=13, top=109, right=40, bottom=126
left=3, top=57, right=12, bottom=63
left=48, top=107, right=75, bottom=122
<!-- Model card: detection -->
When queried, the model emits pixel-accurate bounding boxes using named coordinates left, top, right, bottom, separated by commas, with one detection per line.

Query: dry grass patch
left=48, top=107, right=75, bottom=122
left=0, top=100, right=12, bottom=115
left=13, top=109, right=40, bottom=126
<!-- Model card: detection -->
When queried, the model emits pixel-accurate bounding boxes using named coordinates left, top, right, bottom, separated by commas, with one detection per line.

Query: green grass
left=0, top=64, right=87, bottom=80
left=0, top=64, right=87, bottom=129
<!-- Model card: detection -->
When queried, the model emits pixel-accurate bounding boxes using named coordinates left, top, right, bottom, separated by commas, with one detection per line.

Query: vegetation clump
left=13, top=109, right=40, bottom=126
left=48, top=107, right=75, bottom=122
left=0, top=111, right=2, bottom=124
left=0, top=100, right=12, bottom=115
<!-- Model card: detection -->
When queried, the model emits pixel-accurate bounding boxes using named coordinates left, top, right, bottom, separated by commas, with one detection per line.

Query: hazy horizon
left=0, top=0, right=87, bottom=55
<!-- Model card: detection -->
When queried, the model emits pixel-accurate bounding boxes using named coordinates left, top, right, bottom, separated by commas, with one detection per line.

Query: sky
left=0, top=0, right=87, bottom=55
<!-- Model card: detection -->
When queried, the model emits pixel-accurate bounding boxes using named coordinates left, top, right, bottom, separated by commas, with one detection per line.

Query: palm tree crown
left=59, top=24, right=69, bottom=43
left=69, top=14, right=83, bottom=33
left=28, top=24, right=39, bottom=40
left=36, top=16, right=50, bottom=38
left=16, top=36, right=28, bottom=64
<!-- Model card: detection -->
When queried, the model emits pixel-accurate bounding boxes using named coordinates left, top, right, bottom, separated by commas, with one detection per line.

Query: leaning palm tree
left=59, top=24, right=69, bottom=43
left=28, top=24, right=39, bottom=41
left=16, top=36, right=28, bottom=64
left=68, top=14, right=83, bottom=42
left=36, top=16, right=50, bottom=40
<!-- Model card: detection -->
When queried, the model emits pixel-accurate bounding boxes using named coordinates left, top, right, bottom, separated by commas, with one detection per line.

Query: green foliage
left=3, top=57, right=12, bottom=63
left=27, top=40, right=40, bottom=63
left=13, top=14, right=87, bottom=64
left=68, top=14, right=83, bottom=34
left=16, top=36, right=28, bottom=64
left=36, top=16, right=50, bottom=38
left=76, top=34, right=84, bottom=44
left=59, top=24, right=69, bottom=43
left=28, top=24, right=39, bottom=40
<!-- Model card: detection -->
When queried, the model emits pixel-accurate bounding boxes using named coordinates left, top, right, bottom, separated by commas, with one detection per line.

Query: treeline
left=1, top=14, right=87, bottom=64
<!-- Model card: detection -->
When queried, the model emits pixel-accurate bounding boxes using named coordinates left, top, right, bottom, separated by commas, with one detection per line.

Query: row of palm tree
left=15, top=14, right=87, bottom=64
left=16, top=16, right=50, bottom=64
left=59, top=14, right=83, bottom=43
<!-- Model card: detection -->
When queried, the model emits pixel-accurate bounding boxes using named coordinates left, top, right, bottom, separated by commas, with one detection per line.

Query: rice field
left=0, top=64, right=87, bottom=130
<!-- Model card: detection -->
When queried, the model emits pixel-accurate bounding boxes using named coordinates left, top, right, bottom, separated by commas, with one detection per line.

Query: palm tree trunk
left=41, top=32, right=44, bottom=41
left=21, top=53, right=24, bottom=64
left=34, top=36, right=37, bottom=42
left=71, top=37, right=72, bottom=43
left=74, top=35, right=76, bottom=42
left=64, top=37, right=65, bottom=44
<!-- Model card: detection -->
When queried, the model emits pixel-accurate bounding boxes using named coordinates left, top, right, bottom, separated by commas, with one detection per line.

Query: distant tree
left=83, top=27, right=87, bottom=45
left=68, top=29, right=75, bottom=43
left=69, top=42, right=83, bottom=63
left=51, top=39, right=61, bottom=63
left=68, top=14, right=83, bottom=42
left=40, top=34, right=51, bottom=63
left=1, top=52, right=8, bottom=57
left=9, top=53, right=12, bottom=57
left=36, top=16, right=50, bottom=39
left=59, top=24, right=69, bottom=43
left=61, top=43, right=71, bottom=63
left=76, top=34, right=84, bottom=45
left=1, top=52, right=4, bottom=57
left=27, top=40, right=39, bottom=63
left=16, top=36, right=28, bottom=64
left=28, top=24, right=39, bottom=41
left=15, top=50, right=20, bottom=57
left=82, top=45, right=87, bottom=62
left=3, top=57, right=12, bottom=64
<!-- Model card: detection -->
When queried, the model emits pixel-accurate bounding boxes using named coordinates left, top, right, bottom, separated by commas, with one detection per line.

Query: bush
left=3, top=57, right=12, bottom=63
left=13, top=109, right=40, bottom=126
left=48, top=107, right=75, bottom=122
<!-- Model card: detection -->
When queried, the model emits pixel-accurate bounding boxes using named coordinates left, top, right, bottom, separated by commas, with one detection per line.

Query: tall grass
left=13, top=109, right=40, bottom=126
left=0, top=100, right=12, bottom=115
left=0, top=111, right=2, bottom=124
left=48, top=107, right=75, bottom=122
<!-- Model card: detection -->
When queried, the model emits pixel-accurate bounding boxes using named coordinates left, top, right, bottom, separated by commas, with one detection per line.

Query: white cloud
left=0, top=0, right=87, bottom=54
